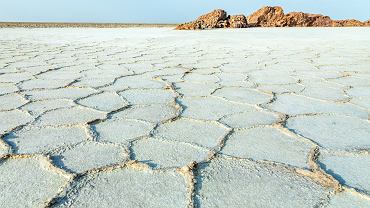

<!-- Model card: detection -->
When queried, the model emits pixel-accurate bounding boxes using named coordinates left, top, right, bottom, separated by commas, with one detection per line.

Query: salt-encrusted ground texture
left=0, top=28, right=369, bottom=207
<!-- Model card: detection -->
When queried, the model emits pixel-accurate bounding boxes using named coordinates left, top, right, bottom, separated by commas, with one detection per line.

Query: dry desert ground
left=0, top=27, right=370, bottom=207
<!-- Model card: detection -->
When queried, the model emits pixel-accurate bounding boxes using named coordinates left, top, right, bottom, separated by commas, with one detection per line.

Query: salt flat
left=0, top=28, right=369, bottom=207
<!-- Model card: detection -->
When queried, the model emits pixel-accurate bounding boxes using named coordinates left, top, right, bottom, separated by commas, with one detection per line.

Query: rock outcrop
left=176, top=9, right=227, bottom=30
left=175, top=9, right=248, bottom=30
left=247, top=7, right=332, bottom=27
left=334, top=19, right=367, bottom=27
left=247, top=6, right=285, bottom=27
left=248, top=6, right=368, bottom=27
left=282, top=12, right=333, bottom=27
left=176, top=6, right=369, bottom=29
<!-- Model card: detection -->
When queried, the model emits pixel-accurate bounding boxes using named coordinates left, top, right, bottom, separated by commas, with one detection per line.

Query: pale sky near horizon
left=0, top=0, right=369, bottom=23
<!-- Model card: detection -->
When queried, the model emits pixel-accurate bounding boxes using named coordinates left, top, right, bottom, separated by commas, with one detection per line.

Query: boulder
left=176, top=10, right=248, bottom=30
left=176, top=9, right=228, bottom=30
left=229, top=15, right=248, bottom=28
left=247, top=6, right=285, bottom=27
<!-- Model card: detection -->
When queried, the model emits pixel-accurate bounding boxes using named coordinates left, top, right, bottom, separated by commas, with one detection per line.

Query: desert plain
left=0, top=27, right=370, bottom=207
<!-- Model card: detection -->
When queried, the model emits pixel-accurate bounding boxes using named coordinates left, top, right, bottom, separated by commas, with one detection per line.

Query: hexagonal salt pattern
left=21, top=99, right=76, bottom=116
left=94, top=118, right=154, bottom=143
left=319, top=153, right=370, bottom=194
left=0, top=93, right=28, bottom=111
left=196, top=157, right=329, bottom=208
left=57, top=142, right=128, bottom=173
left=0, top=110, right=33, bottom=134
left=19, top=78, right=74, bottom=90
left=22, top=88, right=97, bottom=101
left=0, top=72, right=33, bottom=83
left=219, top=111, right=280, bottom=128
left=0, top=83, right=18, bottom=95
left=0, top=156, right=70, bottom=208
left=58, top=167, right=188, bottom=208
left=77, top=92, right=128, bottom=112
left=119, top=89, right=176, bottom=105
left=35, top=106, right=106, bottom=126
left=180, top=96, right=255, bottom=120
left=131, top=137, right=208, bottom=168
left=5, top=126, right=88, bottom=154
left=1, top=28, right=370, bottom=207
left=267, top=94, right=368, bottom=119
left=102, top=75, right=166, bottom=91
left=287, top=115, right=370, bottom=151
left=221, top=127, right=312, bottom=168
left=154, top=118, right=230, bottom=148
left=213, top=87, right=272, bottom=105
left=299, top=83, right=348, bottom=102
left=175, top=82, right=218, bottom=97
left=183, top=73, right=219, bottom=83
left=113, top=104, right=178, bottom=123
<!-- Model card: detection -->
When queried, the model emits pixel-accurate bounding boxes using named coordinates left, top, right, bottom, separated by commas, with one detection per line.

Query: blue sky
left=0, top=0, right=369, bottom=23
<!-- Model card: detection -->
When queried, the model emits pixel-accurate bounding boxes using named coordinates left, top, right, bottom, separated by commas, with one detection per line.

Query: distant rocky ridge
left=176, top=6, right=370, bottom=30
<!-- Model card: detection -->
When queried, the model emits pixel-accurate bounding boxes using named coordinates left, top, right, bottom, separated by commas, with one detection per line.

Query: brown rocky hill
left=176, top=6, right=369, bottom=30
